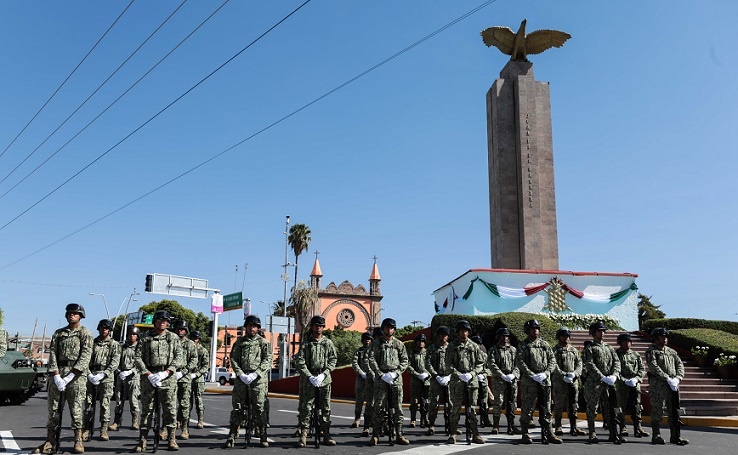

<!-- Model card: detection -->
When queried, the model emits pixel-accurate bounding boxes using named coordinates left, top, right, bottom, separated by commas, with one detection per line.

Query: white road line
left=379, top=439, right=499, bottom=455
left=0, top=430, right=23, bottom=453
left=277, top=409, right=408, bottom=420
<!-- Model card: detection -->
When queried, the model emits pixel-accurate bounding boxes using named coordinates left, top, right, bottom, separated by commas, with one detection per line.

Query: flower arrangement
left=714, top=353, right=737, bottom=366
left=691, top=345, right=709, bottom=357
left=540, top=312, right=622, bottom=331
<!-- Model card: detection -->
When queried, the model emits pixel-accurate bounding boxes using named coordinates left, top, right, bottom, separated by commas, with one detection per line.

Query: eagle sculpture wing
left=480, top=26, right=516, bottom=55
left=524, top=30, right=571, bottom=55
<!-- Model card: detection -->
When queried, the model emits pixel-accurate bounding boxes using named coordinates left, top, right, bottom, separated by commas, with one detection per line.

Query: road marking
left=379, top=438, right=499, bottom=455
left=277, top=409, right=408, bottom=420
left=0, top=430, right=23, bottom=453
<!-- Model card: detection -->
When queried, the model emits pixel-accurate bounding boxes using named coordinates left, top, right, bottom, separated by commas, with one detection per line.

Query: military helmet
left=455, top=320, right=472, bottom=332
left=523, top=319, right=541, bottom=333
left=372, top=327, right=383, bottom=338
left=153, top=310, right=171, bottom=322
left=97, top=319, right=113, bottom=330
left=471, top=335, right=483, bottom=345
left=415, top=333, right=427, bottom=343
left=651, top=327, right=669, bottom=338
left=309, top=315, right=326, bottom=327
left=496, top=327, right=511, bottom=339
left=245, top=315, right=261, bottom=328
left=589, top=321, right=608, bottom=335
left=381, top=318, right=397, bottom=329
left=189, top=330, right=202, bottom=340
left=617, top=333, right=632, bottom=344
left=65, top=303, right=86, bottom=318
left=361, top=331, right=373, bottom=342
left=556, top=328, right=571, bottom=339
left=435, top=326, right=450, bottom=336
left=173, top=320, right=189, bottom=332
left=128, top=325, right=141, bottom=336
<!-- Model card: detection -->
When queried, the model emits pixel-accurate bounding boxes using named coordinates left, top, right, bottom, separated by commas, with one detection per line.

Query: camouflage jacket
left=369, top=336, right=408, bottom=377
left=230, top=334, right=271, bottom=382
left=297, top=334, right=337, bottom=385
left=89, top=335, right=122, bottom=382
left=645, top=344, right=684, bottom=382
left=0, top=328, right=7, bottom=358
left=516, top=337, right=556, bottom=386
left=487, top=343, right=519, bottom=379
left=352, top=344, right=373, bottom=379
left=616, top=348, right=645, bottom=381
left=193, top=344, right=210, bottom=382
left=446, top=338, right=485, bottom=388
left=135, top=329, right=183, bottom=377
left=176, top=337, right=198, bottom=382
left=119, top=341, right=139, bottom=374
left=583, top=340, right=621, bottom=381
left=407, top=345, right=430, bottom=384
left=552, top=343, right=582, bottom=379
left=48, top=324, right=94, bottom=376
left=425, top=342, right=449, bottom=377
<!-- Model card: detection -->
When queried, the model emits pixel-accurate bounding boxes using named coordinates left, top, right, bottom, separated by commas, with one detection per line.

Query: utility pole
left=280, top=215, right=291, bottom=379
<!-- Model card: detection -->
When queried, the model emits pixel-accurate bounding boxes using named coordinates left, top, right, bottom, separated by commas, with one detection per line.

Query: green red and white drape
left=460, top=277, right=637, bottom=303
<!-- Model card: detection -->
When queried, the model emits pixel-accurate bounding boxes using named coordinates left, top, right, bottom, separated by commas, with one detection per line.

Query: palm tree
left=290, top=280, right=318, bottom=333
left=288, top=223, right=311, bottom=290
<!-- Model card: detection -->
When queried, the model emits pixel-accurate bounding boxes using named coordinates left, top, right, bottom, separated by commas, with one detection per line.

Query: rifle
left=312, top=386, right=321, bottom=448
left=464, top=380, right=472, bottom=445
left=84, top=382, right=97, bottom=442
left=52, top=390, right=66, bottom=454
left=536, top=383, right=548, bottom=444
left=385, top=381, right=395, bottom=446
left=443, top=383, right=450, bottom=437
left=606, top=384, right=624, bottom=442
left=243, top=383, right=253, bottom=446
left=505, top=381, right=514, bottom=435
left=113, top=375, right=128, bottom=428
left=670, top=388, right=682, bottom=428
left=420, top=384, right=430, bottom=427
left=567, top=381, right=577, bottom=434
left=153, top=387, right=161, bottom=453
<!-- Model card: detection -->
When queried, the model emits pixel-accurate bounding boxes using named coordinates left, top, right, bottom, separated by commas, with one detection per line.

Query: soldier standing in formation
left=487, top=327, right=520, bottom=435
left=133, top=310, right=183, bottom=452
left=173, top=320, right=198, bottom=440
left=615, top=332, right=648, bottom=438
left=110, top=326, right=141, bottom=432
left=471, top=335, right=492, bottom=428
left=83, top=319, right=121, bottom=442
left=516, top=319, right=562, bottom=444
left=445, top=320, right=485, bottom=444
left=551, top=328, right=585, bottom=436
left=34, top=304, right=94, bottom=454
left=0, top=323, right=7, bottom=358
left=361, top=327, right=384, bottom=436
left=406, top=333, right=430, bottom=428
left=368, top=318, right=409, bottom=446
left=645, top=327, right=689, bottom=446
left=189, top=330, right=210, bottom=429
left=350, top=331, right=373, bottom=430
left=224, top=315, right=271, bottom=448
left=583, top=321, right=623, bottom=444
left=425, top=326, right=450, bottom=436
left=296, top=316, right=338, bottom=447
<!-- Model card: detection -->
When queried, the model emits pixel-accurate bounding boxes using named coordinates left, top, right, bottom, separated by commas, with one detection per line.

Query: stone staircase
left=568, top=330, right=738, bottom=416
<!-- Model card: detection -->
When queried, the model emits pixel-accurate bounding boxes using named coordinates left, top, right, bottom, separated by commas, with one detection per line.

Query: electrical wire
left=0, top=0, right=189, bottom=188
left=0, top=0, right=135, bottom=160
left=0, top=0, right=497, bottom=270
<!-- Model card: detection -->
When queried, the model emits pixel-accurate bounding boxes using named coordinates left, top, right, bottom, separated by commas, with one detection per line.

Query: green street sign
left=223, top=292, right=243, bottom=311
left=143, top=314, right=153, bottom=324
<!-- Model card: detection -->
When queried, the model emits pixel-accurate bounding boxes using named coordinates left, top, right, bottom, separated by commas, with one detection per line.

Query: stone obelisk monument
left=481, top=20, right=570, bottom=270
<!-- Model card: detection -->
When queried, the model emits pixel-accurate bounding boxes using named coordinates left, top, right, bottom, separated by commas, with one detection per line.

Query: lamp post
left=118, top=289, right=141, bottom=342
left=89, top=293, right=110, bottom=320
left=280, top=215, right=292, bottom=379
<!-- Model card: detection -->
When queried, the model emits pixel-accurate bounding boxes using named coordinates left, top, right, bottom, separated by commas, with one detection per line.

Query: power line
left=0, top=0, right=229, bottom=200
left=0, top=0, right=497, bottom=270
left=0, top=0, right=135, bottom=160
left=0, top=0, right=310, bottom=224
left=0, top=0, right=190, bottom=188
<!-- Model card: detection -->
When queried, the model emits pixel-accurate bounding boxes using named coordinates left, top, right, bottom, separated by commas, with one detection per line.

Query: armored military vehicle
left=0, top=350, right=44, bottom=405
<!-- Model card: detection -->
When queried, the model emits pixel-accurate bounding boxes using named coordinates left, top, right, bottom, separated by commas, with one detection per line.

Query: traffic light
left=224, top=332, right=232, bottom=346
left=145, top=274, right=153, bottom=293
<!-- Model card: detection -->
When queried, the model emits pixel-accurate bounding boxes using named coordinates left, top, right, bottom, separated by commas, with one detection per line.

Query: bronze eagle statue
left=481, top=19, right=571, bottom=62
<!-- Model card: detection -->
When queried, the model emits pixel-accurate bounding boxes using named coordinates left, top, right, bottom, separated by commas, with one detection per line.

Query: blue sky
left=1, top=1, right=737, bottom=335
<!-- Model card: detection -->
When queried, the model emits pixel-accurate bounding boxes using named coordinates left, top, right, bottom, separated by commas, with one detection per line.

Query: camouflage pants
left=298, top=378, right=331, bottom=430
left=615, top=382, right=642, bottom=424
left=428, top=380, right=451, bottom=426
left=520, top=379, right=552, bottom=427
left=230, top=378, right=268, bottom=430
left=583, top=380, right=615, bottom=427
left=491, top=377, right=517, bottom=418
left=552, top=378, right=579, bottom=421
left=409, top=377, right=428, bottom=418
left=649, top=379, right=677, bottom=427
left=46, top=373, right=86, bottom=430
left=84, top=378, right=115, bottom=424
left=176, top=379, right=192, bottom=424
left=190, top=380, right=204, bottom=419
left=354, top=377, right=367, bottom=419
left=113, top=375, right=141, bottom=418
left=449, top=380, right=479, bottom=433
left=363, top=377, right=374, bottom=428
left=140, top=376, right=177, bottom=431
left=477, top=378, right=489, bottom=417
left=372, top=378, right=404, bottom=430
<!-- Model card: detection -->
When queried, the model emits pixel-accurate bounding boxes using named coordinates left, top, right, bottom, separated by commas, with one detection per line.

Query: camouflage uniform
left=0, top=328, right=7, bottom=357
left=111, top=339, right=141, bottom=429
left=175, top=336, right=198, bottom=435
left=645, top=342, right=685, bottom=441
left=615, top=347, right=646, bottom=434
left=474, top=344, right=492, bottom=427
left=583, top=340, right=621, bottom=438
left=445, top=338, right=485, bottom=441
left=516, top=337, right=556, bottom=436
left=406, top=343, right=430, bottom=426
left=351, top=343, right=373, bottom=428
left=84, top=334, right=121, bottom=437
left=425, top=341, right=449, bottom=432
left=191, top=343, right=210, bottom=425
left=369, top=336, right=408, bottom=437
left=296, top=334, right=338, bottom=433
left=487, top=342, right=519, bottom=428
left=552, top=343, right=583, bottom=433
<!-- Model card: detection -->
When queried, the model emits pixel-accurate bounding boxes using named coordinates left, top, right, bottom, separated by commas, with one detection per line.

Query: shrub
left=714, top=353, right=737, bottom=366
left=691, top=345, right=709, bottom=356
left=542, top=313, right=623, bottom=331
left=642, top=318, right=738, bottom=337
left=668, top=328, right=738, bottom=358
left=430, top=312, right=557, bottom=349
left=323, top=326, right=361, bottom=368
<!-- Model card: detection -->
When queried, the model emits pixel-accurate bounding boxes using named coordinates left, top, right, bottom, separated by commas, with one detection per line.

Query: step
left=678, top=391, right=738, bottom=399
left=683, top=405, right=738, bottom=416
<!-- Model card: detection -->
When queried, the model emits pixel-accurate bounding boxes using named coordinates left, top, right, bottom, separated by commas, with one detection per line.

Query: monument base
left=433, top=269, right=639, bottom=331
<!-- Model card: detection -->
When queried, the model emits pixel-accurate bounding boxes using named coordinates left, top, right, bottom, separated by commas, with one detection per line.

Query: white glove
left=96, top=373, right=106, bottom=382
left=381, top=372, right=395, bottom=384
left=563, top=375, right=573, bottom=384
left=442, top=375, right=452, bottom=386
left=156, top=371, right=169, bottom=382
left=458, top=372, right=473, bottom=383
left=88, top=373, right=98, bottom=385
left=608, top=375, right=618, bottom=386
left=501, top=373, right=514, bottom=383
left=566, top=372, right=576, bottom=381
left=63, top=372, right=75, bottom=385
left=533, top=372, right=548, bottom=384
left=314, top=373, right=325, bottom=386
left=54, top=375, right=66, bottom=391
left=190, top=373, right=197, bottom=380
left=624, top=378, right=638, bottom=387
left=309, top=376, right=319, bottom=387
left=119, top=370, right=129, bottom=381
left=148, top=374, right=162, bottom=387
left=175, top=372, right=184, bottom=380
left=477, top=374, right=486, bottom=382
left=436, top=375, right=444, bottom=385
left=420, top=372, right=430, bottom=380
left=360, top=372, right=366, bottom=380
left=239, top=373, right=251, bottom=385
left=667, top=377, right=680, bottom=391
left=601, top=375, right=616, bottom=386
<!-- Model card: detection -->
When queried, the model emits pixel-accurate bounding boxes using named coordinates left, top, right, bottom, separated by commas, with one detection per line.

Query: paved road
left=2, top=391, right=736, bottom=454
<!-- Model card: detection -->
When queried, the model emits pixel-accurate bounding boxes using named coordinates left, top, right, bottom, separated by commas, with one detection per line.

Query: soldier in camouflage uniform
left=224, top=315, right=271, bottom=448
left=615, top=332, right=648, bottom=438
left=172, top=320, right=198, bottom=440
left=368, top=318, right=410, bottom=446
left=351, top=331, right=373, bottom=429
left=487, top=327, right=520, bottom=435
left=189, top=330, right=210, bottom=429
left=82, top=319, right=121, bottom=442
left=132, top=310, right=183, bottom=452
left=425, top=326, right=450, bottom=436
left=516, top=319, right=562, bottom=444
left=582, top=321, right=623, bottom=444
left=471, top=335, right=492, bottom=428
left=407, top=333, right=430, bottom=428
left=360, top=327, right=384, bottom=436
left=296, top=315, right=338, bottom=447
left=645, top=328, right=689, bottom=446
left=110, top=326, right=141, bottom=431
left=551, top=328, right=585, bottom=436
left=445, top=320, right=485, bottom=444
left=0, top=325, right=7, bottom=358
left=33, top=303, right=94, bottom=455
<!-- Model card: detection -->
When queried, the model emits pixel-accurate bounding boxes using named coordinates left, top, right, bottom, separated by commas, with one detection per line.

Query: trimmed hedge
left=642, top=318, right=738, bottom=337
left=430, top=312, right=558, bottom=350
left=668, top=328, right=738, bottom=358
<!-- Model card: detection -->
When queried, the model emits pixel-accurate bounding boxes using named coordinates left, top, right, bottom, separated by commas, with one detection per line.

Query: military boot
left=395, top=425, right=409, bottom=445
left=108, top=420, right=120, bottom=431
left=553, top=416, right=563, bottom=436
left=540, top=423, right=549, bottom=445
left=132, top=414, right=140, bottom=430
left=669, top=424, right=689, bottom=445
left=159, top=426, right=168, bottom=441
left=547, top=424, right=563, bottom=444
left=491, top=415, right=500, bottom=434
left=426, top=421, right=435, bottom=436
left=100, top=422, right=109, bottom=441
left=223, top=425, right=239, bottom=448
left=471, top=427, right=485, bottom=444
left=569, top=416, right=585, bottom=436
left=32, top=429, right=55, bottom=454
left=620, top=423, right=629, bottom=436
left=72, top=429, right=85, bottom=454
left=634, top=422, right=649, bottom=438
left=322, top=423, right=336, bottom=446
left=588, top=421, right=599, bottom=444
left=410, top=409, right=417, bottom=428
left=481, top=410, right=492, bottom=428
left=446, top=424, right=457, bottom=444
left=420, top=411, right=428, bottom=428
left=167, top=429, right=179, bottom=451
left=507, top=414, right=522, bottom=434
left=608, top=422, right=625, bottom=444
left=651, top=425, right=665, bottom=445
left=131, top=430, right=148, bottom=453
left=351, top=411, right=361, bottom=428
left=520, top=425, right=532, bottom=444
left=180, top=421, right=189, bottom=440
left=297, top=429, right=308, bottom=448
left=196, top=414, right=204, bottom=429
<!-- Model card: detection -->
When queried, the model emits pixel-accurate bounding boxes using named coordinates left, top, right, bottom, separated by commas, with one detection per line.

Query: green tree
left=0, top=307, right=4, bottom=326
left=288, top=223, right=311, bottom=290
left=394, top=324, right=418, bottom=339
left=137, top=299, right=213, bottom=346
left=324, top=325, right=361, bottom=367
left=289, top=281, right=318, bottom=331
left=271, top=300, right=285, bottom=316
left=637, top=293, right=666, bottom=329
